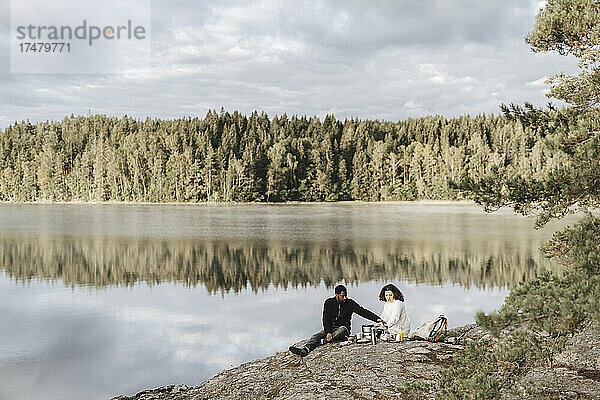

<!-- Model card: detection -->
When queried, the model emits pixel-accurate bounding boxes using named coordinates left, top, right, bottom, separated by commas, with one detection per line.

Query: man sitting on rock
left=289, top=284, right=382, bottom=357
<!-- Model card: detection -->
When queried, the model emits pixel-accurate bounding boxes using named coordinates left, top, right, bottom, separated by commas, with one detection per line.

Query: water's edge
left=112, top=323, right=600, bottom=400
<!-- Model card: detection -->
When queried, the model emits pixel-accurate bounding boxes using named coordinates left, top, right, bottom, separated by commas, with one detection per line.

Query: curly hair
left=378, top=283, right=404, bottom=302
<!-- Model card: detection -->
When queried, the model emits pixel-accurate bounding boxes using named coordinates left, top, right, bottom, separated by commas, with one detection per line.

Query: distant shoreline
left=0, top=199, right=476, bottom=206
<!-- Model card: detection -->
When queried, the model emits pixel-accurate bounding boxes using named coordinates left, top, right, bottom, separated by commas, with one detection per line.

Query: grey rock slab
left=508, top=322, right=600, bottom=400
left=519, top=366, right=600, bottom=400
left=114, top=323, right=600, bottom=400
left=555, top=321, right=600, bottom=371
left=113, top=339, right=453, bottom=400
left=405, top=347, right=432, bottom=354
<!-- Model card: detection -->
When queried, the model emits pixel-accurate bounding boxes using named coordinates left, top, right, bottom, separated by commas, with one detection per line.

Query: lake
left=0, top=203, right=569, bottom=399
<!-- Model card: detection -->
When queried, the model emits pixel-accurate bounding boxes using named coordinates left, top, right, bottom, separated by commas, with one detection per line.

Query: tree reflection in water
left=0, top=235, right=559, bottom=292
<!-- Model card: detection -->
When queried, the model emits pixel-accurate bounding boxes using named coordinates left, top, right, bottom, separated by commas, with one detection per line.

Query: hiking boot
left=289, top=346, right=309, bottom=357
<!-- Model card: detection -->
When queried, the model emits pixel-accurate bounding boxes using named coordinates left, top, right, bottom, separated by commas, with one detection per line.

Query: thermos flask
left=370, top=327, right=376, bottom=344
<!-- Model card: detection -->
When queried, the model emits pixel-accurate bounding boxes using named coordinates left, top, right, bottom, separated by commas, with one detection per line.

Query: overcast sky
left=0, top=0, right=579, bottom=129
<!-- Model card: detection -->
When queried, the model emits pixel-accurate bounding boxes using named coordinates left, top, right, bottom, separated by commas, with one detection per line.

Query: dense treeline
left=0, top=110, right=567, bottom=202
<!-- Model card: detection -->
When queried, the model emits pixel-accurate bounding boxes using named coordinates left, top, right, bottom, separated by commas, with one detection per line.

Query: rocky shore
left=112, top=324, right=600, bottom=400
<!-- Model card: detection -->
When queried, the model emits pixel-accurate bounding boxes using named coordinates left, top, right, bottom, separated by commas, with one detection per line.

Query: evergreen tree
left=0, top=110, right=574, bottom=204
left=459, top=0, right=600, bottom=227
left=438, top=3, right=600, bottom=398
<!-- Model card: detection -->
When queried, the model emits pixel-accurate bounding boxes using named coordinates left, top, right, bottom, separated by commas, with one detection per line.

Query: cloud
left=527, top=76, right=548, bottom=87
left=0, top=0, right=579, bottom=128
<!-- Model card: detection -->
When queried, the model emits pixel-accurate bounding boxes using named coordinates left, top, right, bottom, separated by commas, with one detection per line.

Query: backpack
left=407, top=315, right=448, bottom=342
left=426, top=315, right=448, bottom=342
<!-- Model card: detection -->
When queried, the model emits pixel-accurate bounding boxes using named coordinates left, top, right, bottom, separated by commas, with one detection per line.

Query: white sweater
left=381, top=300, right=410, bottom=335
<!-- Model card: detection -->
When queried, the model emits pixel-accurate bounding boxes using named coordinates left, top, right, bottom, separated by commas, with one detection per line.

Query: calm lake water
left=0, top=203, right=570, bottom=400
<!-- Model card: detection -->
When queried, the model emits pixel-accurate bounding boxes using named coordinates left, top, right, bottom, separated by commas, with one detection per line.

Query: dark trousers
left=305, top=326, right=349, bottom=351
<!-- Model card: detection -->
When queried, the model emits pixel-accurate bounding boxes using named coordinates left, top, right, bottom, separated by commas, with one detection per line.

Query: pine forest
left=0, top=108, right=570, bottom=203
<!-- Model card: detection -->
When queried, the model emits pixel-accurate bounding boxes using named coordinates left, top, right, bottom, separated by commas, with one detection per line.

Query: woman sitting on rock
left=378, top=283, right=410, bottom=338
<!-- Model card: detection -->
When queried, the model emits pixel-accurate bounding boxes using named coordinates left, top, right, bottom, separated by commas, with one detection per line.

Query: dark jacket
left=322, top=297, right=380, bottom=334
